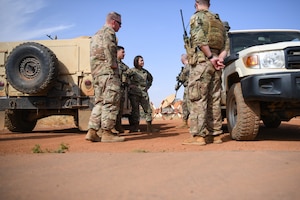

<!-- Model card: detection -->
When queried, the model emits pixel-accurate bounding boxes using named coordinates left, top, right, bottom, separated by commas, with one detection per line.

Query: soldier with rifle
left=181, top=0, right=228, bottom=146
left=175, top=54, right=190, bottom=128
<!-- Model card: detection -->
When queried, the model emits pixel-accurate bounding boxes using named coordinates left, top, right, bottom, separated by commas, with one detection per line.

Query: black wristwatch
left=207, top=54, right=213, bottom=59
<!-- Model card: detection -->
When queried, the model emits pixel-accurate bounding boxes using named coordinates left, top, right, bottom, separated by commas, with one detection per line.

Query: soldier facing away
left=182, top=0, right=228, bottom=145
left=85, top=12, right=125, bottom=142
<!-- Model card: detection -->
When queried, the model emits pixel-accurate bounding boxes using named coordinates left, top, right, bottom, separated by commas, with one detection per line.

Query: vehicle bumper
left=0, top=96, right=93, bottom=111
left=241, top=72, right=300, bottom=101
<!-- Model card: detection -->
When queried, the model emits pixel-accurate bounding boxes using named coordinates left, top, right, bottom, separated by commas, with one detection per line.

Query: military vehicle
left=0, top=37, right=95, bottom=132
left=1, top=29, right=300, bottom=139
left=222, top=29, right=300, bottom=140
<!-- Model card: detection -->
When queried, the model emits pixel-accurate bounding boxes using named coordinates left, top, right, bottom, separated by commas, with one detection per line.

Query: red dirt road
left=0, top=118, right=300, bottom=200
left=0, top=117, right=300, bottom=154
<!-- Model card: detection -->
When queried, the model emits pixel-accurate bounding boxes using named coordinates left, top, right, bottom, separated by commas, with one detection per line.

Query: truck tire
left=226, top=83, right=260, bottom=140
left=5, top=110, right=37, bottom=132
left=5, top=42, right=58, bottom=94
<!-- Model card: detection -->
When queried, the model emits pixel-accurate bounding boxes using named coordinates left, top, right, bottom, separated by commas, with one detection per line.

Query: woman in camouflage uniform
left=127, top=55, right=159, bottom=133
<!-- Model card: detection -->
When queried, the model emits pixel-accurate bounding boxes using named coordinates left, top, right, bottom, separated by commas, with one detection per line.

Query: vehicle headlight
left=259, top=50, right=285, bottom=69
left=243, top=50, right=285, bottom=69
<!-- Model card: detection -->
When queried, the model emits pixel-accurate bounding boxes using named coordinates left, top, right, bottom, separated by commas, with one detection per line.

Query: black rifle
left=175, top=81, right=183, bottom=92
left=175, top=66, right=184, bottom=92
left=180, top=9, right=190, bottom=49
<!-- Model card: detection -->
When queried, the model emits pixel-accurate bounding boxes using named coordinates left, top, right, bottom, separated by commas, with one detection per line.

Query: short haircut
left=181, top=54, right=188, bottom=60
left=117, top=46, right=124, bottom=51
left=106, top=12, right=121, bottom=22
left=195, top=0, right=210, bottom=6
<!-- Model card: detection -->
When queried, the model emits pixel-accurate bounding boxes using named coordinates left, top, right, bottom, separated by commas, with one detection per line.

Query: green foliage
left=32, top=144, right=44, bottom=153
left=32, top=143, right=69, bottom=153
left=54, top=143, right=69, bottom=153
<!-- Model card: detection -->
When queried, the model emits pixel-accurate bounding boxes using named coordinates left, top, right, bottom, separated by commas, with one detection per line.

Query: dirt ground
left=0, top=117, right=300, bottom=200
left=0, top=117, right=300, bottom=154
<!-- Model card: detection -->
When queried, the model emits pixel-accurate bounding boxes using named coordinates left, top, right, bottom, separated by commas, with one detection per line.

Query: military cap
left=223, top=21, right=230, bottom=31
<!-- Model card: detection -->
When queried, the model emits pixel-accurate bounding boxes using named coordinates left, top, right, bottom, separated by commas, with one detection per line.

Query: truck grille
left=285, top=47, right=300, bottom=69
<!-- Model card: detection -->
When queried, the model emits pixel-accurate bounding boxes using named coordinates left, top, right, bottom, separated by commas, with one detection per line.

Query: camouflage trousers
left=188, top=61, right=223, bottom=137
left=116, top=87, right=126, bottom=128
left=182, top=86, right=191, bottom=121
left=129, top=92, right=152, bottom=125
left=88, top=74, right=121, bottom=131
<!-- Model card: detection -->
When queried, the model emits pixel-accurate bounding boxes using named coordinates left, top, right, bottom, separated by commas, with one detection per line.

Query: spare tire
left=5, top=42, right=58, bottom=94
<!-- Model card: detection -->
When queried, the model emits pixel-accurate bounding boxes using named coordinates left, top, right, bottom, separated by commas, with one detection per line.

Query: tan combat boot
left=176, top=119, right=189, bottom=128
left=85, top=128, right=101, bottom=142
left=101, top=129, right=125, bottom=142
left=212, top=135, right=223, bottom=144
left=146, top=121, right=159, bottom=134
left=206, top=135, right=223, bottom=144
left=182, top=136, right=206, bottom=146
left=111, top=128, right=120, bottom=136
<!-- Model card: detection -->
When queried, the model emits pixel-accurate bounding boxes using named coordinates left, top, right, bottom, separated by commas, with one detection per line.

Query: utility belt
left=188, top=47, right=221, bottom=66
left=97, top=72, right=119, bottom=79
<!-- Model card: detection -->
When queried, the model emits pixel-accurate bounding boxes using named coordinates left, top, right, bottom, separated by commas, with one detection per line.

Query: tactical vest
left=206, top=11, right=225, bottom=51
left=188, top=10, right=225, bottom=65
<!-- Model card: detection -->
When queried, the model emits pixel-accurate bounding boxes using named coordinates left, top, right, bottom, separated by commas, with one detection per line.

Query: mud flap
left=0, top=111, right=5, bottom=130
left=78, top=109, right=91, bottom=131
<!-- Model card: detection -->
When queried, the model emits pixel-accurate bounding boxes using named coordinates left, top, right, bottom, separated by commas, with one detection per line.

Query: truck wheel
left=262, top=114, right=281, bottom=128
left=5, top=42, right=58, bottom=94
left=226, top=83, right=260, bottom=140
left=5, top=110, right=37, bottom=132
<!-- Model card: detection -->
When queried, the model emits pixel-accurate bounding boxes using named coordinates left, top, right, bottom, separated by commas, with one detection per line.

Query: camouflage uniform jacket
left=90, top=25, right=118, bottom=77
left=127, top=68, right=153, bottom=96
left=118, top=59, right=129, bottom=83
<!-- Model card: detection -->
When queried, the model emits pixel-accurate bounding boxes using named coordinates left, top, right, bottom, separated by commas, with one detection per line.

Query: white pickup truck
left=222, top=29, right=300, bottom=140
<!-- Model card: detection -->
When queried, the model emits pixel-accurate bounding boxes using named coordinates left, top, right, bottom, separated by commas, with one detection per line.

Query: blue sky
left=1, top=0, right=299, bottom=107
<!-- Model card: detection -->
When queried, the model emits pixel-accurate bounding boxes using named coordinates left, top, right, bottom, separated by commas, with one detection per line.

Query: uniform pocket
left=103, top=76, right=121, bottom=105
left=188, top=81, right=201, bottom=101
left=187, top=53, right=198, bottom=66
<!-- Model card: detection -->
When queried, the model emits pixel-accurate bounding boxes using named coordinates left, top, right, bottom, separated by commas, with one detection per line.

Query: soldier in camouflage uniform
left=176, top=54, right=191, bottom=128
left=126, top=55, right=159, bottom=133
left=85, top=12, right=125, bottom=142
left=115, top=46, right=130, bottom=133
left=182, top=0, right=228, bottom=145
